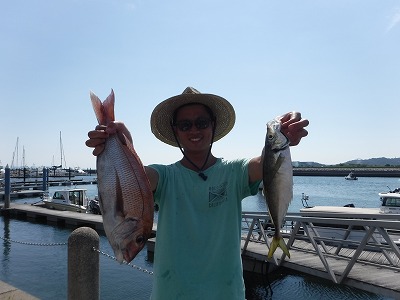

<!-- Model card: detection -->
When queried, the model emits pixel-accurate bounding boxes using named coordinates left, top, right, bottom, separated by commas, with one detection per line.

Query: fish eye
left=136, top=235, right=145, bottom=245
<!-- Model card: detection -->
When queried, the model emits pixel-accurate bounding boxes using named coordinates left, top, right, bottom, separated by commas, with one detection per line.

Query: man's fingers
left=92, top=145, right=105, bottom=156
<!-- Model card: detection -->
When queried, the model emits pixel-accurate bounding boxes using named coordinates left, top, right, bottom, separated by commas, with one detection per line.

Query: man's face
left=173, top=104, right=214, bottom=153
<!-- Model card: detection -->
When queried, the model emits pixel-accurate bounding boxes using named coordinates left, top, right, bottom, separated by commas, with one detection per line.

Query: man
left=86, top=87, right=309, bottom=299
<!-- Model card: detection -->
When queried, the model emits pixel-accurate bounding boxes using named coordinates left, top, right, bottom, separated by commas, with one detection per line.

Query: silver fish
left=263, top=119, right=292, bottom=259
left=90, top=89, right=154, bottom=263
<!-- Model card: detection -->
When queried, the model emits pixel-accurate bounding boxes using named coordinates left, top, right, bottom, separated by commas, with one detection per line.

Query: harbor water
left=1, top=175, right=399, bottom=299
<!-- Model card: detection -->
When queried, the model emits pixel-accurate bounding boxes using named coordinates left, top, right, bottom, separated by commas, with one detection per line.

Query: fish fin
left=267, top=237, right=279, bottom=258
left=90, top=91, right=104, bottom=125
left=279, top=237, right=291, bottom=258
left=90, top=89, right=115, bottom=125
left=120, top=132, right=132, bottom=147
left=120, top=133, right=141, bottom=164
left=102, top=89, right=115, bottom=123
left=119, top=132, right=148, bottom=172
left=115, top=173, right=125, bottom=218
left=271, top=154, right=285, bottom=178
left=267, top=236, right=291, bottom=259
left=120, top=133, right=152, bottom=199
left=263, top=154, right=285, bottom=188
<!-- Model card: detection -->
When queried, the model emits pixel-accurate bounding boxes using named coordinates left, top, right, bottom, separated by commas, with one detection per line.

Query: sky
left=1, top=0, right=399, bottom=170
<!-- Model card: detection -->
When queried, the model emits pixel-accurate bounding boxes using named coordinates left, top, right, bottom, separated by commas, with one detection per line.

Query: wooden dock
left=2, top=204, right=400, bottom=299
left=240, top=212, right=400, bottom=299
left=239, top=237, right=400, bottom=299
left=0, top=203, right=157, bottom=236
left=0, top=190, right=45, bottom=200
left=1, top=203, right=105, bottom=232
left=146, top=232, right=400, bottom=299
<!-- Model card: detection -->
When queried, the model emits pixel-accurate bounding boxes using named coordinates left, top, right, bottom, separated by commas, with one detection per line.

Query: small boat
left=299, top=191, right=400, bottom=244
left=300, top=189, right=400, bottom=216
left=344, top=171, right=358, bottom=180
left=379, top=187, right=400, bottom=214
left=42, top=188, right=89, bottom=213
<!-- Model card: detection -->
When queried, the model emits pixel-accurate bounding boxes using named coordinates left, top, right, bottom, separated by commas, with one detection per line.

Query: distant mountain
left=344, top=157, right=400, bottom=167
left=294, top=157, right=400, bottom=167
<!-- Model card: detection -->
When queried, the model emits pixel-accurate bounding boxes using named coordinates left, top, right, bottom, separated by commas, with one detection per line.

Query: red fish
left=90, top=89, right=154, bottom=263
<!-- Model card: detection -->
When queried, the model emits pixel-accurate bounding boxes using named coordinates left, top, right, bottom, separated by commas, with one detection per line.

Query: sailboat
left=49, top=132, right=73, bottom=177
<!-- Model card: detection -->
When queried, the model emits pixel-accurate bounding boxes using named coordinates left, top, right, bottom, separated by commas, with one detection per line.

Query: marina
left=239, top=212, right=400, bottom=299
left=1, top=175, right=399, bottom=299
left=0, top=178, right=98, bottom=201
left=2, top=201, right=400, bottom=299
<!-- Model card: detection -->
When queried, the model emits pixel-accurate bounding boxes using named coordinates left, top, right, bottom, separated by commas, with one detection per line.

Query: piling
left=68, top=227, right=99, bottom=300
left=4, top=165, right=11, bottom=208
left=42, top=167, right=48, bottom=192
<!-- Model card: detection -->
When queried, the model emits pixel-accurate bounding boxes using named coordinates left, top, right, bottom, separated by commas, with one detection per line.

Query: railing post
left=68, top=227, right=100, bottom=300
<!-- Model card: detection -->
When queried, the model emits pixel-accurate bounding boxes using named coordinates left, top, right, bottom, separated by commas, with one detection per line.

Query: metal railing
left=241, top=211, right=400, bottom=284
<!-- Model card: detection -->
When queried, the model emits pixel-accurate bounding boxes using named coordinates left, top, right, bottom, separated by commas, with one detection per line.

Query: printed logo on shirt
left=208, top=182, right=228, bottom=208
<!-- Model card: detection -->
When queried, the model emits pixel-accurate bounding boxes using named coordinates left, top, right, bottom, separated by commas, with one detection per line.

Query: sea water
left=1, top=176, right=399, bottom=299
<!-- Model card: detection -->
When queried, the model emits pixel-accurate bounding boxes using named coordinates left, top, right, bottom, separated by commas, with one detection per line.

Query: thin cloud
left=386, top=7, right=400, bottom=32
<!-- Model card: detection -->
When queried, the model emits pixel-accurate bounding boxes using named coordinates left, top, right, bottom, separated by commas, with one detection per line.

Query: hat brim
left=151, top=93, right=236, bottom=147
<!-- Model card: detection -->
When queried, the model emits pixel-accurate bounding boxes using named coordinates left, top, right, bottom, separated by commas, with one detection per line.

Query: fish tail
left=267, top=236, right=291, bottom=259
left=90, top=89, right=115, bottom=125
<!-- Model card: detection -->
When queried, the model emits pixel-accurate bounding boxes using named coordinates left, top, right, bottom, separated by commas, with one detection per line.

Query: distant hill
left=344, top=157, right=400, bottom=167
left=294, top=157, right=400, bottom=167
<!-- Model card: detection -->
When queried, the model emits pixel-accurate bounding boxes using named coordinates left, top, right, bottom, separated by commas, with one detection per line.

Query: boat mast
left=60, top=131, right=63, bottom=168
left=11, top=137, right=19, bottom=169
left=60, top=131, right=67, bottom=168
left=22, top=146, right=26, bottom=168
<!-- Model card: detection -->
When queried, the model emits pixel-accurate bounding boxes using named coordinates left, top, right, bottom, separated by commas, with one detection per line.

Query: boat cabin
left=379, top=192, right=400, bottom=214
left=345, top=171, right=358, bottom=180
left=43, top=188, right=88, bottom=213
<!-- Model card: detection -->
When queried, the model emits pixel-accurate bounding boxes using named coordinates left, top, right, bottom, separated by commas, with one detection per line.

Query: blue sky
left=1, top=0, right=399, bottom=169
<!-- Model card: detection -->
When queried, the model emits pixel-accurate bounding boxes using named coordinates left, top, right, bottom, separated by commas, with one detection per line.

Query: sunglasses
left=174, top=117, right=212, bottom=132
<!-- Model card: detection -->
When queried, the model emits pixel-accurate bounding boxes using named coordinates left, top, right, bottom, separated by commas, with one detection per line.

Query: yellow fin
left=267, top=237, right=291, bottom=259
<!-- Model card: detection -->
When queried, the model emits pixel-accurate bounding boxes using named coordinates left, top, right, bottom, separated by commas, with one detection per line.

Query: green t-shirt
left=149, top=158, right=260, bottom=300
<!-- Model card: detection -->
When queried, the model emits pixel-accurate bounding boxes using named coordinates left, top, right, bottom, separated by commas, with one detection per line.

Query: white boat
left=344, top=171, right=358, bottom=180
left=42, top=188, right=89, bottom=213
left=379, top=187, right=400, bottom=214
left=300, top=189, right=400, bottom=217
left=299, top=191, right=400, bottom=244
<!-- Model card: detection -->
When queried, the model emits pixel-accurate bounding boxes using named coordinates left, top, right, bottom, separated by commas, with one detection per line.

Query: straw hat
left=150, top=87, right=236, bottom=147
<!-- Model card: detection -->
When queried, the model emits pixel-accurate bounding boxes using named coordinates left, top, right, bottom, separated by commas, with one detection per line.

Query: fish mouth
left=122, top=235, right=145, bottom=263
left=122, top=244, right=140, bottom=263
left=110, top=217, right=147, bottom=263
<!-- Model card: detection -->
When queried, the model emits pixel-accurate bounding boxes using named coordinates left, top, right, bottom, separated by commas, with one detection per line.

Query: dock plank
left=1, top=203, right=157, bottom=236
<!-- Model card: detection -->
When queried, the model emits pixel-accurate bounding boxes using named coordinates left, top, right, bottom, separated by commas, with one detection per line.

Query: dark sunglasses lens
left=175, top=118, right=211, bottom=131
left=195, top=118, right=210, bottom=129
left=177, top=120, right=192, bottom=131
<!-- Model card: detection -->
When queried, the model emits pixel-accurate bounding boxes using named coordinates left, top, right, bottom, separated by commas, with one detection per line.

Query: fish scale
left=102, top=136, right=144, bottom=213
left=90, top=89, right=154, bottom=263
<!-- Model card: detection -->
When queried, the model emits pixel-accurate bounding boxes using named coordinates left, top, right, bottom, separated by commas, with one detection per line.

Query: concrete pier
left=0, top=280, right=39, bottom=299
left=293, top=167, right=400, bottom=177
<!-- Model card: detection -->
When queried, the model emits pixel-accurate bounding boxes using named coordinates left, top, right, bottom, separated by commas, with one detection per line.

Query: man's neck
left=180, top=153, right=217, bottom=172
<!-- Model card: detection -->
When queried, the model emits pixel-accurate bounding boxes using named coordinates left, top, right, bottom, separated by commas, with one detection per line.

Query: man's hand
left=277, top=112, right=309, bottom=146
